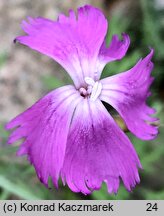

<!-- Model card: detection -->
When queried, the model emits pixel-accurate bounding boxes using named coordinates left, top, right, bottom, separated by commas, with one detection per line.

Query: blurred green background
left=0, top=0, right=164, bottom=200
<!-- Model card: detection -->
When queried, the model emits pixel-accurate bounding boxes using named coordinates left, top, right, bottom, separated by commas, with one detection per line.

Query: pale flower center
left=79, top=77, right=102, bottom=101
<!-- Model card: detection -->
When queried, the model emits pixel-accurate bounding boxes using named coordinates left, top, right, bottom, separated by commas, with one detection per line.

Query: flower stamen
left=84, top=77, right=102, bottom=101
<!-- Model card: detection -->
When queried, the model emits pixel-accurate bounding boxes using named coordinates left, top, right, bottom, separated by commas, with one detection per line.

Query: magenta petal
left=6, top=85, right=82, bottom=186
left=100, top=49, right=158, bottom=140
left=15, top=5, right=108, bottom=88
left=61, top=99, right=141, bottom=195
left=97, top=33, right=130, bottom=78
left=99, top=33, right=130, bottom=61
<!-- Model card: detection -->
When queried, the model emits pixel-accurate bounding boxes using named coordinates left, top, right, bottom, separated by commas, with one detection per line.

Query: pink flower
left=6, top=5, right=158, bottom=194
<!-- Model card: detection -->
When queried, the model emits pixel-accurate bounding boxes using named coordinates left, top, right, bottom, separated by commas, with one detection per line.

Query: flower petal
left=61, top=99, right=141, bottom=194
left=15, top=5, right=108, bottom=88
left=96, top=33, right=130, bottom=79
left=100, top=49, right=158, bottom=140
left=6, top=85, right=82, bottom=186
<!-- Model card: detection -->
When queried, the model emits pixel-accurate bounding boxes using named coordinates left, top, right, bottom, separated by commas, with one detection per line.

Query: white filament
left=84, top=77, right=102, bottom=101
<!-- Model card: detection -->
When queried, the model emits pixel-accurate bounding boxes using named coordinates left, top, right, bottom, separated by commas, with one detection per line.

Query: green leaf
left=0, top=175, right=42, bottom=200
left=0, top=190, right=10, bottom=200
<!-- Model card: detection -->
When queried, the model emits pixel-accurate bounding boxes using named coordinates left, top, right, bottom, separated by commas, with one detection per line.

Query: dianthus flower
left=6, top=5, right=158, bottom=194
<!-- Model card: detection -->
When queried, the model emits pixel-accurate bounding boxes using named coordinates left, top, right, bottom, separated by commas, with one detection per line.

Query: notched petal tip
left=148, top=47, right=154, bottom=55
left=146, top=48, right=154, bottom=61
left=121, top=32, right=130, bottom=46
left=98, top=31, right=130, bottom=71
left=13, top=38, right=17, bottom=44
left=4, top=122, right=10, bottom=130
left=13, top=36, right=21, bottom=44
left=13, top=36, right=22, bottom=44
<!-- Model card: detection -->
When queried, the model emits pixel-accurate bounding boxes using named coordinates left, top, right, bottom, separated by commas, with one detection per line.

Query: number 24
left=146, top=203, right=158, bottom=211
